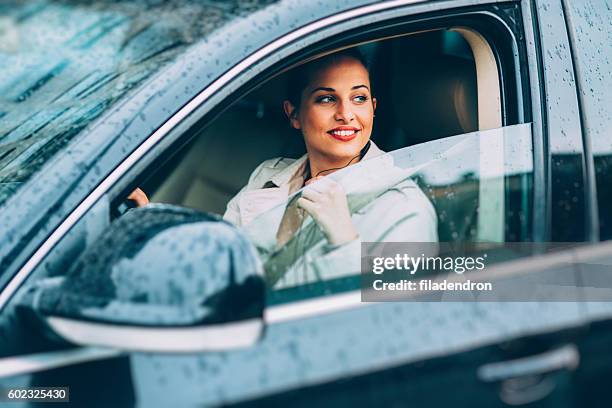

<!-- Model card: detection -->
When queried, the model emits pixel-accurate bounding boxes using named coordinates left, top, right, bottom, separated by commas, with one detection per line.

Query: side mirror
left=18, top=204, right=265, bottom=352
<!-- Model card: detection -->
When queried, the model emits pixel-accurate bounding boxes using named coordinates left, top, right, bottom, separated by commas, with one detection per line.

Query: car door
left=0, top=0, right=599, bottom=406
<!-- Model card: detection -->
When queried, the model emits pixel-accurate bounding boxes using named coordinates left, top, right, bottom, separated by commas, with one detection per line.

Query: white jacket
left=224, top=141, right=438, bottom=289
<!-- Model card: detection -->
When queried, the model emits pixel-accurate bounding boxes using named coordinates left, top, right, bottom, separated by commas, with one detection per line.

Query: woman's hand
left=127, top=188, right=149, bottom=207
left=297, top=176, right=358, bottom=245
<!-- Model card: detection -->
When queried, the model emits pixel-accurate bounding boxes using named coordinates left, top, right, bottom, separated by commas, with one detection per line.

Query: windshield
left=0, top=0, right=271, bottom=206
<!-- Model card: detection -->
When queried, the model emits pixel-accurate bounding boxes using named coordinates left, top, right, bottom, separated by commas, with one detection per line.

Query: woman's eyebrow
left=310, top=87, right=334, bottom=95
left=309, top=84, right=369, bottom=94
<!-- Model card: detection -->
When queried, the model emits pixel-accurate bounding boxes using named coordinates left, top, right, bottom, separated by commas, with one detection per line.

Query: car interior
left=137, top=28, right=522, bottom=243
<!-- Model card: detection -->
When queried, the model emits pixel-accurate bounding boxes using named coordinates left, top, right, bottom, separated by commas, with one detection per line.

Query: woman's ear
left=283, top=100, right=301, bottom=130
left=372, top=97, right=377, bottom=112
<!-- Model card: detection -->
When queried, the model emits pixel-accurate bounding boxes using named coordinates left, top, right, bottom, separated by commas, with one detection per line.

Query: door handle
left=477, top=344, right=579, bottom=406
left=477, top=344, right=579, bottom=382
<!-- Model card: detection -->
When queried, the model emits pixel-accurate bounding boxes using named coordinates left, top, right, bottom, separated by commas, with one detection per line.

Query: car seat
left=152, top=76, right=305, bottom=214
left=387, top=32, right=480, bottom=242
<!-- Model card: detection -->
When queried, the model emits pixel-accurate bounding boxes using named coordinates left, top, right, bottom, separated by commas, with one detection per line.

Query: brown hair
left=286, top=48, right=371, bottom=111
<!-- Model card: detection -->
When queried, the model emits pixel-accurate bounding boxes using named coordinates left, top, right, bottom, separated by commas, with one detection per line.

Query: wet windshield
left=0, top=0, right=273, bottom=206
left=233, top=125, right=534, bottom=300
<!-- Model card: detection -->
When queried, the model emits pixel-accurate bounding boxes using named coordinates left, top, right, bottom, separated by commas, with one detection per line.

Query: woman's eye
left=353, top=95, right=368, bottom=103
left=316, top=95, right=335, bottom=103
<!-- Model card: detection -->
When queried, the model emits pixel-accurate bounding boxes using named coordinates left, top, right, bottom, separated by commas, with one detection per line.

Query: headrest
left=390, top=49, right=478, bottom=146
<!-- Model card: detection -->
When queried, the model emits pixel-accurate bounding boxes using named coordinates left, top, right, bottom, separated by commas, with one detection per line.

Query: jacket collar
left=268, top=140, right=385, bottom=188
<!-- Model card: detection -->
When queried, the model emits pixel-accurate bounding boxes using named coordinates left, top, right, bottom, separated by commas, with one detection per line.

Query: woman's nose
left=334, top=101, right=355, bottom=122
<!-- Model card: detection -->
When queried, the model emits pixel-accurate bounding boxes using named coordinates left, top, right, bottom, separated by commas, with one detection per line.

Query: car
left=0, top=0, right=611, bottom=406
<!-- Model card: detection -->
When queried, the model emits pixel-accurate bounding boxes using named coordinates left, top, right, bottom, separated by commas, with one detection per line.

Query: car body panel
left=563, top=0, right=612, bottom=241
left=0, top=0, right=611, bottom=406
left=532, top=0, right=589, bottom=243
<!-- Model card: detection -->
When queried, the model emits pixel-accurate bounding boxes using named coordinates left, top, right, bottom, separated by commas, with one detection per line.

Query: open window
left=138, top=21, right=526, bottom=241
left=112, top=18, right=531, bottom=298
left=11, top=10, right=530, bottom=294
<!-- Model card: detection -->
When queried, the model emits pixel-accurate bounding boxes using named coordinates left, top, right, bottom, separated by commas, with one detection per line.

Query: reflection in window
left=236, top=124, right=533, bottom=292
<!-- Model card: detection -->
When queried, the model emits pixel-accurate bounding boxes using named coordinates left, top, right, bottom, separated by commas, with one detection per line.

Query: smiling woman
left=222, top=48, right=438, bottom=288
left=283, top=49, right=376, bottom=180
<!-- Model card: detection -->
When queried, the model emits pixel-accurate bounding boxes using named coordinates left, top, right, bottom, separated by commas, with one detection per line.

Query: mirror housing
left=19, top=204, right=265, bottom=352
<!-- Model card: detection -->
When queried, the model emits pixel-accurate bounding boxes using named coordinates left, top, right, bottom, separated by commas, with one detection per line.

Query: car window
left=136, top=25, right=525, bottom=303
left=1, top=3, right=526, bottom=338
left=234, top=124, right=534, bottom=303
left=0, top=0, right=269, bottom=207
left=146, top=29, right=487, bottom=214
left=563, top=1, right=612, bottom=240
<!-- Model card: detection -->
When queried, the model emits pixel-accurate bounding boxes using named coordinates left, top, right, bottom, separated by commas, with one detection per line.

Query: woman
left=223, top=49, right=438, bottom=288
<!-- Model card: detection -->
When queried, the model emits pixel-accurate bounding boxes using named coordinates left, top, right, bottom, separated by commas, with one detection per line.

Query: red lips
left=328, top=127, right=360, bottom=142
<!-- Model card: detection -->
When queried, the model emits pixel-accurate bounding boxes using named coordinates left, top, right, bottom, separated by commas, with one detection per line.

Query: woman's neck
left=307, top=153, right=361, bottom=179
left=306, top=141, right=371, bottom=179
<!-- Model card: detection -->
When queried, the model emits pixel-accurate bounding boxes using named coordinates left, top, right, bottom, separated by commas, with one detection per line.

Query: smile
left=328, top=128, right=359, bottom=141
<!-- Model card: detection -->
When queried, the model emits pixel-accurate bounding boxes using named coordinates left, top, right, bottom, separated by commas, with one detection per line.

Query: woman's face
left=284, top=57, right=377, bottom=163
